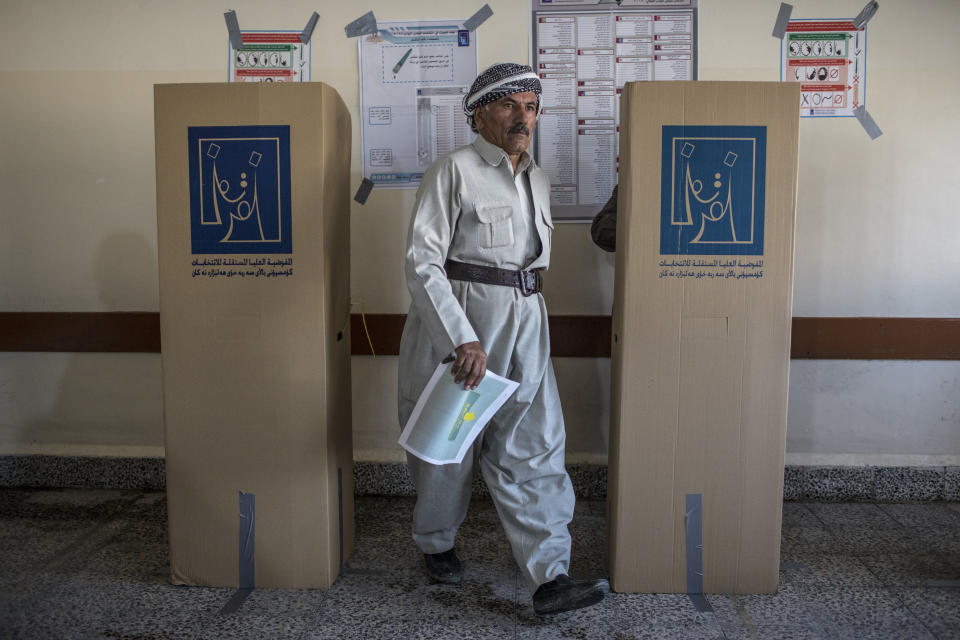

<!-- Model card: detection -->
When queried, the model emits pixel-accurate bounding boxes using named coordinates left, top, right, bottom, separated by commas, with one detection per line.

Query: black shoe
left=533, top=574, right=608, bottom=616
left=424, top=548, right=463, bottom=584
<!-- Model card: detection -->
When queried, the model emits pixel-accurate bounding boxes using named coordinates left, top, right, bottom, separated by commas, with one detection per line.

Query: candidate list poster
left=359, top=21, right=478, bottom=189
left=532, top=0, right=698, bottom=221
left=780, top=19, right=867, bottom=118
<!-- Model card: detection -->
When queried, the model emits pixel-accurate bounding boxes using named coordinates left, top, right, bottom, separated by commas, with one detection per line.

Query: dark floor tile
left=722, top=587, right=820, bottom=626
left=708, top=590, right=832, bottom=639
left=353, top=495, right=415, bottom=537
left=421, top=578, right=520, bottom=627
left=195, top=587, right=327, bottom=640
left=3, top=576, right=229, bottom=640
left=0, top=487, right=141, bottom=520
left=859, top=553, right=960, bottom=588
left=2, top=489, right=959, bottom=640
left=76, top=522, right=171, bottom=580
left=569, top=526, right=608, bottom=579
left=781, top=503, right=823, bottom=528
left=306, top=617, right=437, bottom=640
left=778, top=551, right=883, bottom=589
left=806, top=502, right=901, bottom=531
left=417, top=620, right=518, bottom=640
left=822, top=622, right=935, bottom=639
left=604, top=593, right=716, bottom=627
left=878, top=503, right=960, bottom=529
left=0, top=519, right=101, bottom=588
left=816, top=526, right=919, bottom=555
left=797, top=585, right=934, bottom=637
left=780, top=524, right=841, bottom=553
left=875, top=505, right=960, bottom=556
left=897, top=528, right=960, bottom=556
left=717, top=624, right=831, bottom=640
left=896, top=586, right=960, bottom=640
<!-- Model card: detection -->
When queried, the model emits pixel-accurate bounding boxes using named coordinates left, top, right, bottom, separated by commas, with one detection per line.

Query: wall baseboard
left=1, top=313, right=958, bottom=359
left=1, top=456, right=957, bottom=503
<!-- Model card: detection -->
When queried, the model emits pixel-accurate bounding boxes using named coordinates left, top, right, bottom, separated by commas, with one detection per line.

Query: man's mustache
left=507, top=123, right=530, bottom=135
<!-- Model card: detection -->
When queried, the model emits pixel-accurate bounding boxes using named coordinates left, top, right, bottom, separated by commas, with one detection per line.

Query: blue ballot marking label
left=660, top=126, right=766, bottom=256
left=188, top=125, right=292, bottom=254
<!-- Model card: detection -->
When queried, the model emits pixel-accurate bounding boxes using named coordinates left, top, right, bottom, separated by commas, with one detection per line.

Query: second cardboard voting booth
left=609, top=81, right=801, bottom=594
left=155, top=82, right=353, bottom=589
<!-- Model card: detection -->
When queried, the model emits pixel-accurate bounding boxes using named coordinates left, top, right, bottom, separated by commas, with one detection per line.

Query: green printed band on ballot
left=786, top=33, right=853, bottom=42
left=449, top=391, right=481, bottom=441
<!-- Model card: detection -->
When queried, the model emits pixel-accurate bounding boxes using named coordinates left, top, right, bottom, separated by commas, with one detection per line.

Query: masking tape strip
left=463, top=4, right=493, bottom=32
left=301, top=11, right=320, bottom=45
left=239, top=491, right=255, bottom=589
left=219, top=588, right=253, bottom=615
left=338, top=467, right=345, bottom=575
left=771, top=3, right=793, bottom=39
left=852, top=0, right=879, bottom=29
left=354, top=178, right=375, bottom=204
left=854, top=106, right=883, bottom=139
left=685, top=493, right=712, bottom=612
left=345, top=11, right=378, bottom=38
left=224, top=10, right=243, bottom=51
left=689, top=592, right=711, bottom=612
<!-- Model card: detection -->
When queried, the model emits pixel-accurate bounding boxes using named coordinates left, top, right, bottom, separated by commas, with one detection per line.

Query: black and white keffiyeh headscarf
left=463, top=63, right=543, bottom=133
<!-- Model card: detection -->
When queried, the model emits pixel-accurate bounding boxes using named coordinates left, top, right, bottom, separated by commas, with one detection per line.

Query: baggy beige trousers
left=398, top=280, right=575, bottom=594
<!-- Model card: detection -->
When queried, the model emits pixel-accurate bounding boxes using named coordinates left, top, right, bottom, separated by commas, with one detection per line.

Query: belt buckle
left=519, top=269, right=541, bottom=297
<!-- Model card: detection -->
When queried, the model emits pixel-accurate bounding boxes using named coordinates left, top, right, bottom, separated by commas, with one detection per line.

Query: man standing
left=397, top=63, right=607, bottom=616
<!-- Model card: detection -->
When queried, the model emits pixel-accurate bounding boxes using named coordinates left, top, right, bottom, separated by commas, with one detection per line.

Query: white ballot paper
left=399, top=360, right=520, bottom=465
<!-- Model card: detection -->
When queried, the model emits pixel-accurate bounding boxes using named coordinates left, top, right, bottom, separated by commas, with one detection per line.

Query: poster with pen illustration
left=358, top=19, right=478, bottom=189
left=399, top=361, right=519, bottom=465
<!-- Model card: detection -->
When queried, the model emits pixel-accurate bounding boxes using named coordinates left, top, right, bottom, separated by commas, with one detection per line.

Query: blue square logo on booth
left=659, top=125, right=766, bottom=256
left=188, top=125, right=292, bottom=254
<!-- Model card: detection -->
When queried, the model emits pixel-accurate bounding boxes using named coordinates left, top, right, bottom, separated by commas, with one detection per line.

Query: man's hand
left=452, top=341, right=487, bottom=390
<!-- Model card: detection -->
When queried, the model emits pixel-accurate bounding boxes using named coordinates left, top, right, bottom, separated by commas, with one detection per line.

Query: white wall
left=1, top=0, right=957, bottom=464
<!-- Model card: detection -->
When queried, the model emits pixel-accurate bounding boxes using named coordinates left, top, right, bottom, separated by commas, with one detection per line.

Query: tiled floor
left=1, top=489, right=958, bottom=639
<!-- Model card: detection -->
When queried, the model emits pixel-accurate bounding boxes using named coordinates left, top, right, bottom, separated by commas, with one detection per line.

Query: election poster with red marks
left=780, top=19, right=866, bottom=118
left=229, top=32, right=311, bottom=83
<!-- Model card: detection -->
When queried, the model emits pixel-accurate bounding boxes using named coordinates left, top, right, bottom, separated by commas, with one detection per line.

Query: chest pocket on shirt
left=476, top=203, right=514, bottom=249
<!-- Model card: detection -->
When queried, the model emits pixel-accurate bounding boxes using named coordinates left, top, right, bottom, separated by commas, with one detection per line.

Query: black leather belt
left=444, top=259, right=543, bottom=296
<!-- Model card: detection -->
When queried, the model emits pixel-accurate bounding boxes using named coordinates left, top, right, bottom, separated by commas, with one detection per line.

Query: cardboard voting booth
left=608, top=81, right=801, bottom=594
left=154, top=83, right=353, bottom=588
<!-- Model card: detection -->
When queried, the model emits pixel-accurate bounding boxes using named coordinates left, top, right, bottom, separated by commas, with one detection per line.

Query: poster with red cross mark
left=780, top=19, right=866, bottom=118
left=229, top=31, right=311, bottom=83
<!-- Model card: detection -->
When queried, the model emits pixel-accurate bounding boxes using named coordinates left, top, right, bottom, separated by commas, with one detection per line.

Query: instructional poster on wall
left=359, top=20, right=479, bottom=189
left=532, top=0, right=698, bottom=221
left=780, top=19, right=866, bottom=118
left=229, top=31, right=311, bottom=82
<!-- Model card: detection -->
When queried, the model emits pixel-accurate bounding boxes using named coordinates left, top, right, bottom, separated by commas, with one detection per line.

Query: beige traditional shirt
left=403, top=135, right=555, bottom=358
